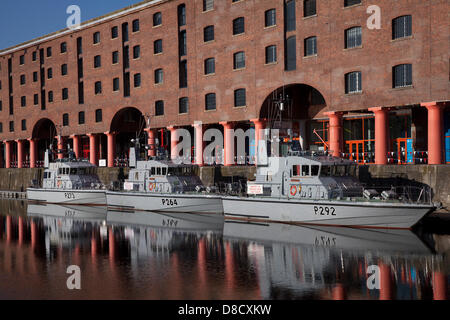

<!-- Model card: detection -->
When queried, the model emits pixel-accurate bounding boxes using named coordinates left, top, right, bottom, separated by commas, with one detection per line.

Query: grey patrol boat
left=27, top=149, right=106, bottom=205
left=106, top=148, right=223, bottom=214
left=222, top=150, right=436, bottom=229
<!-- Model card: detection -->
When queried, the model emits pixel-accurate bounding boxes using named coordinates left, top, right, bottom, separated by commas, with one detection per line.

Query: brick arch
left=31, top=118, right=57, bottom=140
left=258, top=83, right=328, bottom=124
left=109, top=107, right=147, bottom=134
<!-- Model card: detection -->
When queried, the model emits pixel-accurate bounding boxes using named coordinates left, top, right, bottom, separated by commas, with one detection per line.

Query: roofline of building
left=0, top=0, right=168, bottom=56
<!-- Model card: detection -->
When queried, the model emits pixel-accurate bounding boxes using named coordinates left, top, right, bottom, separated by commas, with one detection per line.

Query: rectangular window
left=179, top=30, right=187, bottom=56
left=266, top=45, right=277, bottom=64
left=153, top=12, right=162, bottom=26
left=285, top=0, right=296, bottom=32
left=345, top=71, right=362, bottom=93
left=179, top=97, right=188, bottom=114
left=178, top=4, right=186, bottom=27
left=204, top=26, right=214, bottom=42
left=285, top=36, right=296, bottom=71
left=265, top=9, right=276, bottom=27
left=47, top=68, right=53, bottom=79
left=61, top=64, right=68, bottom=76
left=203, top=0, right=214, bottom=11
left=304, top=0, right=316, bottom=17
left=122, top=23, right=129, bottom=42
left=234, top=89, right=246, bottom=107
left=113, top=78, right=120, bottom=91
left=79, top=111, right=85, bottom=124
left=22, top=119, right=26, bottom=131
left=63, top=113, right=69, bottom=126
left=134, top=73, right=141, bottom=87
left=233, top=17, right=245, bottom=35
left=155, top=69, right=163, bottom=84
left=133, top=46, right=140, bottom=59
left=393, top=15, right=412, bottom=40
left=155, top=100, right=164, bottom=116
left=112, top=26, right=118, bottom=39
left=61, top=42, right=67, bottom=53
left=393, top=64, right=412, bottom=88
left=345, top=27, right=362, bottom=48
left=344, top=0, right=361, bottom=7
left=77, top=37, right=83, bottom=54
left=34, top=94, right=39, bottom=105
left=234, top=51, right=245, bottom=69
left=20, top=74, right=26, bottom=85
left=0, top=123, right=2, bottom=133
left=9, top=121, right=14, bottom=132
left=47, top=47, right=52, bottom=57
left=205, top=93, right=216, bottom=111
left=94, top=55, right=101, bottom=68
left=179, top=60, right=188, bottom=88
left=304, top=36, right=317, bottom=56
left=95, top=81, right=102, bottom=94
left=112, top=51, right=119, bottom=64
left=33, top=71, right=38, bottom=82
left=205, top=58, right=215, bottom=75
left=132, top=19, right=140, bottom=32
left=154, top=40, right=163, bottom=54
left=93, top=32, right=100, bottom=44
left=20, top=55, right=25, bottom=65
left=32, top=51, right=37, bottom=61
left=95, top=109, right=102, bottom=122
left=48, top=91, right=54, bottom=102
left=62, top=88, right=68, bottom=100
left=21, top=96, right=26, bottom=107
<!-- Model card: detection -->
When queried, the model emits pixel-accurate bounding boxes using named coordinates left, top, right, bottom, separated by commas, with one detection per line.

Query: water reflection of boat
left=107, top=209, right=224, bottom=232
left=223, top=220, right=433, bottom=255
left=27, top=203, right=107, bottom=221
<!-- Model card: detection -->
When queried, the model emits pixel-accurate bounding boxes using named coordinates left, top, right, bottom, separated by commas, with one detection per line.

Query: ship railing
left=360, top=185, right=433, bottom=205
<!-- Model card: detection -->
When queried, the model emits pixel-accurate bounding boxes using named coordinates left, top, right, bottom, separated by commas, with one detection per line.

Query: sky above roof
left=0, top=0, right=144, bottom=50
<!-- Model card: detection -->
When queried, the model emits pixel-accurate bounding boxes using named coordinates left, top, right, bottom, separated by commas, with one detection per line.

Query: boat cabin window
left=150, top=167, right=156, bottom=175
left=157, top=167, right=161, bottom=175
left=135, top=172, right=139, bottom=180
left=301, top=165, right=310, bottom=176
left=320, top=165, right=352, bottom=177
left=311, top=165, right=320, bottom=176
left=292, top=165, right=300, bottom=177
left=168, top=167, right=194, bottom=176
left=162, top=168, right=167, bottom=176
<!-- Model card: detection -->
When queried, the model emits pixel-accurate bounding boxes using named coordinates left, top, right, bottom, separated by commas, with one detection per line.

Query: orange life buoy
left=298, top=185, right=302, bottom=194
left=149, top=183, right=156, bottom=191
left=290, top=185, right=297, bottom=196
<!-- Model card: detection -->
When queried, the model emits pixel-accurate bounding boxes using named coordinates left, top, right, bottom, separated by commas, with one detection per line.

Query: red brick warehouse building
left=0, top=0, right=449, bottom=168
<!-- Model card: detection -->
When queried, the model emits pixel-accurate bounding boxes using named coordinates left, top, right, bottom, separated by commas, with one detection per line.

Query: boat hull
left=106, top=191, right=224, bottom=214
left=26, top=188, right=106, bottom=206
left=222, top=197, right=434, bottom=229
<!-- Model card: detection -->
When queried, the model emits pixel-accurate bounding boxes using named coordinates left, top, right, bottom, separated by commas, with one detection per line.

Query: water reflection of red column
left=18, top=217, right=24, bottom=246
left=170, top=253, right=182, bottom=299
left=432, top=271, right=447, bottom=300
left=108, top=227, right=115, bottom=261
left=197, top=238, right=207, bottom=297
left=379, top=263, right=392, bottom=300
left=224, top=242, right=235, bottom=296
left=6, top=216, right=12, bottom=243
left=31, top=220, right=37, bottom=249
left=332, top=284, right=346, bottom=300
